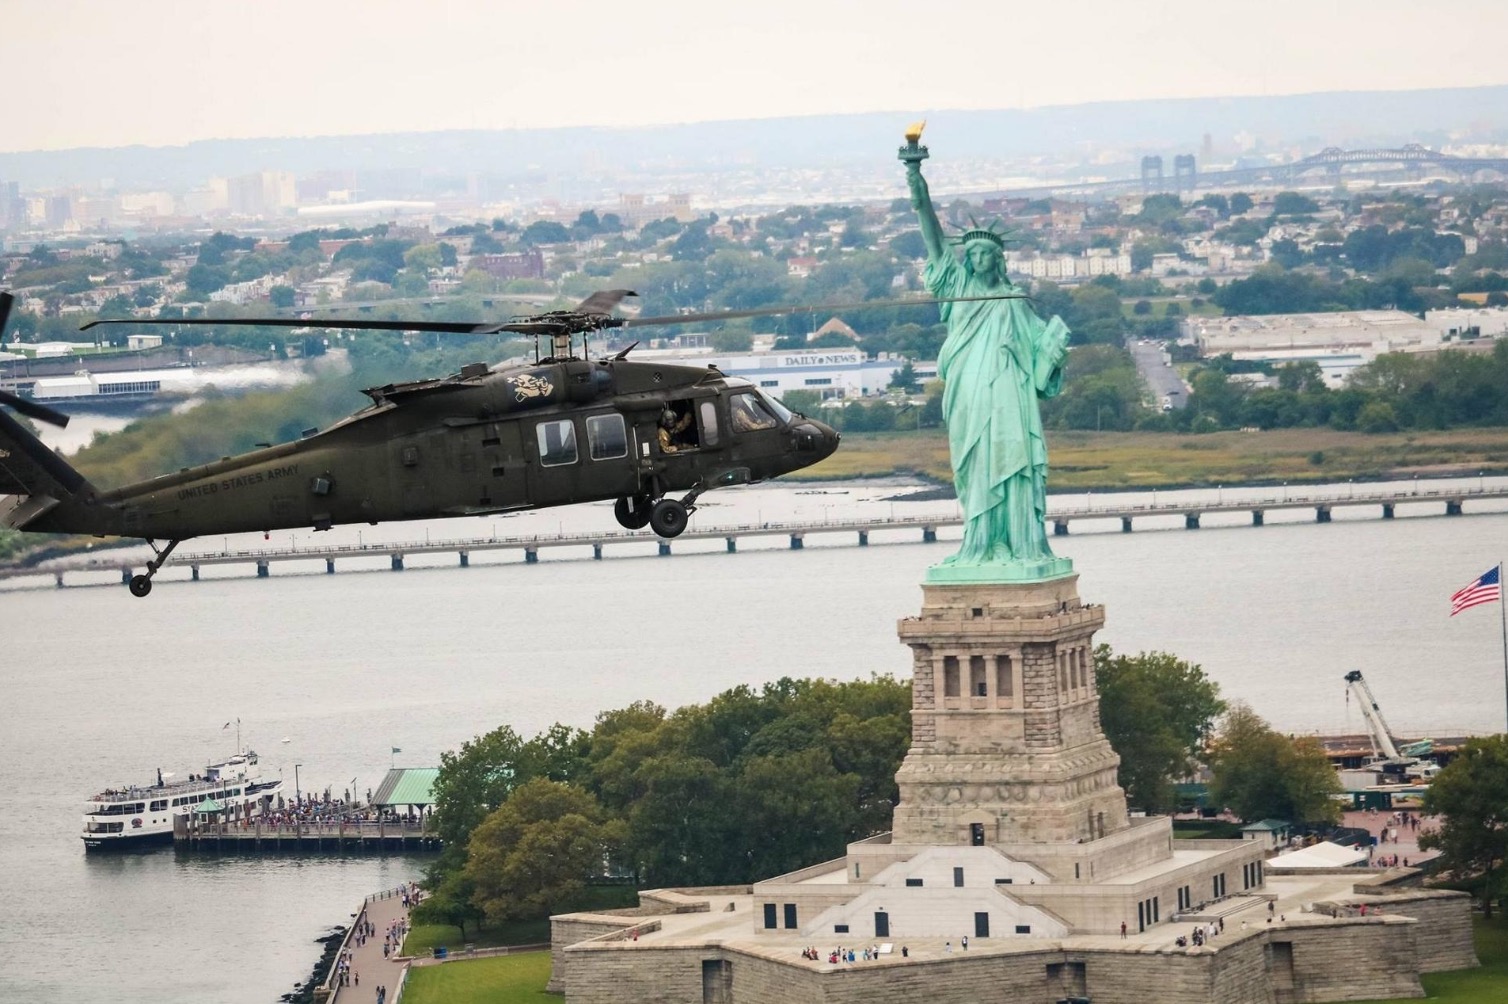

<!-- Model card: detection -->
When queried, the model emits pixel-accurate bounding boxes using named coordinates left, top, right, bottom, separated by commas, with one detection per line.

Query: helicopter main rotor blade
left=77, top=291, right=1029, bottom=339
left=81, top=316, right=501, bottom=334
left=0, top=388, right=71, bottom=428
left=573, top=289, right=638, bottom=315
left=619, top=292, right=1030, bottom=329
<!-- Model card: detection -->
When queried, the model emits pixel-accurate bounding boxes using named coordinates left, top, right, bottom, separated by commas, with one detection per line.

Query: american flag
left=1450, top=565, right=1501, bottom=617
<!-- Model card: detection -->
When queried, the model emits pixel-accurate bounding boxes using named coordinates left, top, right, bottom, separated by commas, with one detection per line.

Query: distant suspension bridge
left=990, top=145, right=1508, bottom=200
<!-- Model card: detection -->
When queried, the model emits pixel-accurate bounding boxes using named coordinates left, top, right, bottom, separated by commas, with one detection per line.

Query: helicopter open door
left=663, top=398, right=725, bottom=451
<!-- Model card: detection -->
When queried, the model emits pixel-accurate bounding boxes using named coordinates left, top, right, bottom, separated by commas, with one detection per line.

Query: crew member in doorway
left=658, top=407, right=693, bottom=452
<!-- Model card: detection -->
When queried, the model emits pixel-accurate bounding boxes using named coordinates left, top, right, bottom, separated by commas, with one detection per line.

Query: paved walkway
left=1339, top=807, right=1438, bottom=867
left=329, top=886, right=415, bottom=1004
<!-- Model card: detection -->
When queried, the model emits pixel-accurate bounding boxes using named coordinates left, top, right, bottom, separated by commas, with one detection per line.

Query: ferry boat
left=82, top=750, right=283, bottom=851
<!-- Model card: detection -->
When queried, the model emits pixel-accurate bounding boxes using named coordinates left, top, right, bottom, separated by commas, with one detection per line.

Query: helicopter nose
left=793, top=419, right=840, bottom=460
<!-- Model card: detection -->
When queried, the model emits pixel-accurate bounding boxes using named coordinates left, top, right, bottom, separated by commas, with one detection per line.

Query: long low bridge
left=4, top=481, right=1504, bottom=590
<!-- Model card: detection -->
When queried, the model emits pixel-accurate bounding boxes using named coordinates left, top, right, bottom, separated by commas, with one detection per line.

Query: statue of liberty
left=900, top=123, right=1074, bottom=582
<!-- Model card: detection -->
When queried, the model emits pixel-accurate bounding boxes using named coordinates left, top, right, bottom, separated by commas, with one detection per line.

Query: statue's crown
left=949, top=216, right=1017, bottom=249
left=955, top=228, right=1006, bottom=249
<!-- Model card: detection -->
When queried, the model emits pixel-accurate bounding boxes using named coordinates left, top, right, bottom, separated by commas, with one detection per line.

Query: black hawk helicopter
left=0, top=288, right=1014, bottom=597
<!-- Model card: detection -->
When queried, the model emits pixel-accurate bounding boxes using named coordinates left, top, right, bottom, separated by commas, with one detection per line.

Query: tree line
left=415, top=649, right=1344, bottom=936
left=1172, top=340, right=1508, bottom=434
left=417, top=675, right=911, bottom=936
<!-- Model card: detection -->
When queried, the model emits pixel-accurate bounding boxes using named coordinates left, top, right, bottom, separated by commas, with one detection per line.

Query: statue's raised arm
left=899, top=121, right=946, bottom=259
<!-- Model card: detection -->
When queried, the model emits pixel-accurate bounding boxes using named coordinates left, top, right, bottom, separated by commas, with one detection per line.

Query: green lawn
left=404, top=886, right=638, bottom=955
left=1170, top=819, right=1243, bottom=840
left=404, top=918, right=550, bottom=955
left=808, top=426, right=1508, bottom=488
left=1342, top=915, right=1507, bottom=1003
left=400, top=951, right=555, bottom=1004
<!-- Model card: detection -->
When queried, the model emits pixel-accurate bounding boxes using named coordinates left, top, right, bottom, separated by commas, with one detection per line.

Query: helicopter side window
left=699, top=401, right=720, bottom=447
left=586, top=414, right=628, bottom=461
left=536, top=419, right=578, bottom=467
left=730, top=392, right=778, bottom=433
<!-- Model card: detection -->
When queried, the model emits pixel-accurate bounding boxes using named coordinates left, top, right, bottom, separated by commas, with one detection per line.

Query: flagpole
left=1499, top=561, right=1507, bottom=734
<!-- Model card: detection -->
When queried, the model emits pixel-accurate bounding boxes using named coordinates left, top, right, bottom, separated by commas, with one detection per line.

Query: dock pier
left=175, top=817, right=440, bottom=854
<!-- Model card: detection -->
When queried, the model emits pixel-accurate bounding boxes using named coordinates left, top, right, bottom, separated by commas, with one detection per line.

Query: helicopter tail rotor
left=0, top=292, right=71, bottom=429
left=0, top=392, right=91, bottom=531
left=0, top=388, right=70, bottom=429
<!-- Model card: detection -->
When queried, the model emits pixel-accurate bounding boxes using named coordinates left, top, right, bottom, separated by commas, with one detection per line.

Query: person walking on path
left=330, top=886, right=414, bottom=1003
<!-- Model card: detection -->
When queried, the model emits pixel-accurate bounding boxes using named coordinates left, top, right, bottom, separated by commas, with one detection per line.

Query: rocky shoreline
left=280, top=927, right=345, bottom=1004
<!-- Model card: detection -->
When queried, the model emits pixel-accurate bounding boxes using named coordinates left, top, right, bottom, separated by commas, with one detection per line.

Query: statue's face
left=966, top=242, right=1002, bottom=280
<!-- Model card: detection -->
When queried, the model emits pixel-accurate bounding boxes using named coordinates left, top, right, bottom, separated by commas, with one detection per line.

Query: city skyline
left=9, top=0, right=1508, bottom=154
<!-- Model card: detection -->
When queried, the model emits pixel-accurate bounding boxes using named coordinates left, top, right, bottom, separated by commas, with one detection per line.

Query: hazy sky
left=7, top=0, right=1508, bottom=153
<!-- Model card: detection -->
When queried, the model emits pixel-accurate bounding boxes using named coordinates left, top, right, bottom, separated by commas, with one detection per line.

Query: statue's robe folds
left=925, top=251, right=1070, bottom=565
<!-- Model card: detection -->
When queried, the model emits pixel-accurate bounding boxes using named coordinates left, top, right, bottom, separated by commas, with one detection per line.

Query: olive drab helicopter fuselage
left=37, top=353, right=834, bottom=537
left=0, top=287, right=1019, bottom=597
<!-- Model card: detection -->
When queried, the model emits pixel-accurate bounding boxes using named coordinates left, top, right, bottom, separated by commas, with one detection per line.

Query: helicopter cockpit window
left=586, top=414, right=628, bottom=461
left=730, top=392, right=779, bottom=434
left=536, top=419, right=578, bottom=467
left=757, top=390, right=795, bottom=424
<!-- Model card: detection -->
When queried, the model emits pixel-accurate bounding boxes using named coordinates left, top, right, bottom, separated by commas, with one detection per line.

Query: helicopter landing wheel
left=127, top=537, right=181, bottom=598
left=614, top=494, right=653, bottom=530
left=649, top=499, right=689, bottom=538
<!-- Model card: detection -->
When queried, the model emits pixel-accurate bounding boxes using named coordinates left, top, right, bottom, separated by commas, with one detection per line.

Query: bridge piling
left=391, top=554, right=405, bottom=571
left=592, top=543, right=603, bottom=560
left=1252, top=510, right=1264, bottom=527
left=524, top=548, right=537, bottom=564
left=1316, top=506, right=1332, bottom=523
left=1185, top=514, right=1200, bottom=530
left=858, top=530, right=868, bottom=546
left=727, top=537, right=737, bottom=553
left=458, top=551, right=468, bottom=568
left=256, top=560, right=269, bottom=578
left=923, top=527, right=937, bottom=543
left=325, top=559, right=335, bottom=575
left=1121, top=517, right=1132, bottom=533
left=121, top=568, right=132, bottom=586
left=658, top=541, right=672, bottom=556
left=1053, top=520, right=1069, bottom=537
left=789, top=534, right=804, bottom=550
left=1446, top=500, right=1463, bottom=516
left=1382, top=504, right=1395, bottom=519
left=55, top=571, right=64, bottom=588
left=191, top=565, right=200, bottom=581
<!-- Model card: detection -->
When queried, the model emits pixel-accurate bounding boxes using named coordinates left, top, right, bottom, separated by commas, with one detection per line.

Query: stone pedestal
left=892, top=574, right=1131, bottom=853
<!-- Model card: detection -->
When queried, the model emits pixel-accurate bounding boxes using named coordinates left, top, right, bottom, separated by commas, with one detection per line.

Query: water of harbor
left=2, top=477, right=1506, bottom=1002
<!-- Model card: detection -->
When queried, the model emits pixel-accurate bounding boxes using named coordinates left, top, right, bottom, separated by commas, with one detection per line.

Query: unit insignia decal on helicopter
left=510, top=373, right=554, bottom=402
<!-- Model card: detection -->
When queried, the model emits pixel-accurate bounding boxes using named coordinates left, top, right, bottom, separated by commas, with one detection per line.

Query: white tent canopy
left=1269, top=841, right=1368, bottom=869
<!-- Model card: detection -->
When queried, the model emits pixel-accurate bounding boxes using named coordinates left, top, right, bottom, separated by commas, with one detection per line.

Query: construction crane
left=1343, top=671, right=1439, bottom=780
